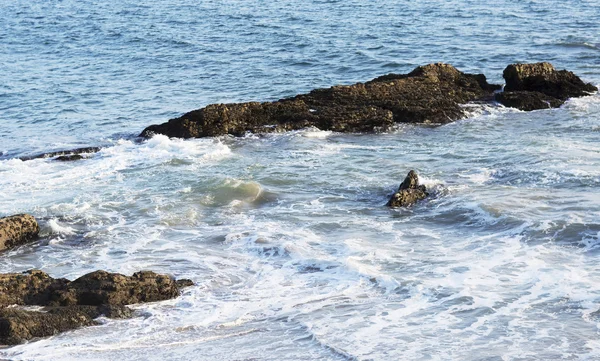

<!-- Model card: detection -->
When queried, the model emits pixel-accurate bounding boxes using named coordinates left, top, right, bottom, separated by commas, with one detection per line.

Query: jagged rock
left=0, top=270, right=193, bottom=345
left=387, top=170, right=428, bottom=207
left=141, top=63, right=500, bottom=138
left=19, top=147, right=101, bottom=161
left=0, top=270, right=69, bottom=307
left=55, top=270, right=187, bottom=306
left=0, top=307, right=98, bottom=345
left=0, top=214, right=40, bottom=252
left=497, top=63, right=597, bottom=110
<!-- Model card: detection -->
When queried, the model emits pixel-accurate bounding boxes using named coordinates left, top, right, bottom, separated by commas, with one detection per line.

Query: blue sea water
left=1, top=1, right=600, bottom=360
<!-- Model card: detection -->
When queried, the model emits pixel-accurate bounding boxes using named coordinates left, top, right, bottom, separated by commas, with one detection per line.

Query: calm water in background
left=1, top=0, right=600, bottom=360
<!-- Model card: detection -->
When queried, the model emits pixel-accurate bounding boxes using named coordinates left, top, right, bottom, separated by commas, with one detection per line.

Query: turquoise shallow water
left=1, top=1, right=600, bottom=360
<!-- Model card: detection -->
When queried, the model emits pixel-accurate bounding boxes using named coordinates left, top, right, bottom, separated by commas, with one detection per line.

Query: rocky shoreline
left=1, top=61, right=597, bottom=346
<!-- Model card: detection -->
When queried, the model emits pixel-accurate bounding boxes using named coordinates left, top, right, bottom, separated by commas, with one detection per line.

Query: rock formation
left=0, top=270, right=193, bottom=345
left=19, top=147, right=101, bottom=162
left=387, top=170, right=428, bottom=207
left=0, top=214, right=39, bottom=252
left=496, top=62, right=598, bottom=110
left=141, top=63, right=501, bottom=138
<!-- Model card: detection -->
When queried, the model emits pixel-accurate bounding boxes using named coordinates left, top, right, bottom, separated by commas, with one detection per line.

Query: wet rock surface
left=141, top=63, right=500, bottom=138
left=495, top=91, right=564, bottom=111
left=19, top=147, right=101, bottom=162
left=496, top=62, right=598, bottom=111
left=0, top=270, right=193, bottom=345
left=387, top=170, right=429, bottom=208
left=55, top=154, right=84, bottom=161
left=0, top=215, right=39, bottom=253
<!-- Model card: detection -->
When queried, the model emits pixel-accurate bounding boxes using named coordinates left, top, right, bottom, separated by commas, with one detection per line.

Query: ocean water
left=1, top=0, right=600, bottom=360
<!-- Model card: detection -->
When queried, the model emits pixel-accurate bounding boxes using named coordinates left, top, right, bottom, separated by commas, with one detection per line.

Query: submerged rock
left=55, top=154, right=84, bottom=161
left=0, top=214, right=39, bottom=253
left=141, top=63, right=500, bottom=138
left=387, top=170, right=429, bottom=208
left=0, top=270, right=193, bottom=345
left=496, top=62, right=598, bottom=111
left=19, top=146, right=101, bottom=162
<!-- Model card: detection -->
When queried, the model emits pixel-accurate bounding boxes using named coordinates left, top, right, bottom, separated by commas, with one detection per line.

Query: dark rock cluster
left=140, top=62, right=597, bottom=140
left=0, top=214, right=193, bottom=345
left=0, top=270, right=193, bottom=345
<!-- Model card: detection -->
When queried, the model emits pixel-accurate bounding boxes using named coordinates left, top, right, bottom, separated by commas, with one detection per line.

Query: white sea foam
left=297, top=127, right=333, bottom=138
left=45, top=218, right=77, bottom=236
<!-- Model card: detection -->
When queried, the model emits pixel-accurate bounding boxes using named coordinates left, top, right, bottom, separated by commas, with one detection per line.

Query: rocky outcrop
left=496, top=63, right=598, bottom=111
left=141, top=63, right=501, bottom=138
left=0, top=306, right=131, bottom=346
left=0, top=214, right=39, bottom=252
left=0, top=270, right=193, bottom=345
left=387, top=170, right=428, bottom=207
left=19, top=147, right=101, bottom=162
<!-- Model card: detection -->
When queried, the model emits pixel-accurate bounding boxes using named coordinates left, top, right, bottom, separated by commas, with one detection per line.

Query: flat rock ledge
left=0, top=214, right=39, bottom=253
left=19, top=147, right=101, bottom=162
left=496, top=62, right=598, bottom=110
left=140, top=62, right=597, bottom=139
left=387, top=170, right=428, bottom=207
left=0, top=270, right=193, bottom=345
left=141, top=63, right=501, bottom=138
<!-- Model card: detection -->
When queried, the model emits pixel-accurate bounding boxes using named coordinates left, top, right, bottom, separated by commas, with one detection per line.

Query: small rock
left=498, top=62, right=597, bottom=111
left=387, top=170, right=429, bottom=208
left=0, top=214, right=40, bottom=252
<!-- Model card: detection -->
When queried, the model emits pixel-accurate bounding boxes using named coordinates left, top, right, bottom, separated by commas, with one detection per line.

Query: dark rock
left=55, top=154, right=84, bottom=161
left=0, top=305, right=133, bottom=345
left=0, top=214, right=40, bottom=253
left=56, top=270, right=185, bottom=306
left=387, top=170, right=429, bottom=208
left=0, top=270, right=193, bottom=345
left=495, top=91, right=564, bottom=111
left=0, top=270, right=69, bottom=307
left=141, top=63, right=500, bottom=138
left=0, top=307, right=98, bottom=345
left=19, top=147, right=101, bottom=162
left=497, top=63, right=597, bottom=111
